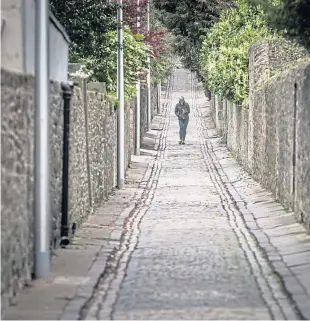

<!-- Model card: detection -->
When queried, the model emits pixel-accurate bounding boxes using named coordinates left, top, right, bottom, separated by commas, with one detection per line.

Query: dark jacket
left=175, top=102, right=190, bottom=120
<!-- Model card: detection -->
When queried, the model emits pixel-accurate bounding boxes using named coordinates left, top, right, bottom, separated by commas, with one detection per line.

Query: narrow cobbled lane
left=83, top=69, right=299, bottom=320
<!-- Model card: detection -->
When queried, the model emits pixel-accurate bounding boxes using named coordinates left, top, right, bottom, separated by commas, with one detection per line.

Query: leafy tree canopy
left=78, top=29, right=150, bottom=97
left=51, top=0, right=173, bottom=96
left=153, top=0, right=234, bottom=77
left=200, top=0, right=272, bottom=103
left=248, top=0, right=310, bottom=50
left=50, top=0, right=117, bottom=59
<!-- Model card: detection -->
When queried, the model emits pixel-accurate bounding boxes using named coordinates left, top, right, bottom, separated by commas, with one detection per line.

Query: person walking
left=175, top=96, right=190, bottom=144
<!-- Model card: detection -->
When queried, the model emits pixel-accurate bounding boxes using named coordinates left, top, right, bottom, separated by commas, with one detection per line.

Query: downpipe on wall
left=60, top=81, right=76, bottom=247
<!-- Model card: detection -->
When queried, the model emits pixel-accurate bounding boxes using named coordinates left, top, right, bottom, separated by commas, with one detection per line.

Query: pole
left=117, top=0, right=125, bottom=189
left=135, top=0, right=141, bottom=156
left=34, top=0, right=50, bottom=278
left=146, top=0, right=151, bottom=129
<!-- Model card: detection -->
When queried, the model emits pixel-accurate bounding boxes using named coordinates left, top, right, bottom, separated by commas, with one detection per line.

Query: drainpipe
left=34, top=0, right=50, bottom=279
left=60, top=81, right=76, bottom=247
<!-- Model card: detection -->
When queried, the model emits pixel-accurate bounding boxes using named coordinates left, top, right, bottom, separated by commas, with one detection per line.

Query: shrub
left=200, top=0, right=273, bottom=104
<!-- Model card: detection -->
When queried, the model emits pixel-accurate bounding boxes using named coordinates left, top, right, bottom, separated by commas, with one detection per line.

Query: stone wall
left=140, top=83, right=148, bottom=141
left=1, top=69, right=64, bottom=310
left=67, top=83, right=126, bottom=229
left=124, top=101, right=131, bottom=175
left=0, top=69, right=135, bottom=311
left=249, top=39, right=308, bottom=90
left=129, top=100, right=135, bottom=155
left=127, top=83, right=159, bottom=154
left=151, top=83, right=159, bottom=119
left=295, top=65, right=310, bottom=228
left=210, top=40, right=310, bottom=230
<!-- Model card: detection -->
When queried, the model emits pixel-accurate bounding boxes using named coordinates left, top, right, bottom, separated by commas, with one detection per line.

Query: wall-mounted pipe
left=60, top=81, right=76, bottom=247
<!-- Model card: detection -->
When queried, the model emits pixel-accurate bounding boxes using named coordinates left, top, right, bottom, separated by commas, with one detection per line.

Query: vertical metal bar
left=34, top=0, right=50, bottom=278
left=135, top=0, right=141, bottom=156
left=146, top=0, right=151, bottom=129
left=117, top=0, right=125, bottom=189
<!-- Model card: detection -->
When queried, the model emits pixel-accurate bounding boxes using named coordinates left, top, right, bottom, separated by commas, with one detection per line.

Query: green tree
left=50, top=0, right=152, bottom=96
left=81, top=29, right=150, bottom=96
left=153, top=0, right=233, bottom=77
left=150, top=33, right=178, bottom=83
left=200, top=0, right=272, bottom=103
left=50, top=0, right=117, bottom=60
left=248, top=0, right=310, bottom=50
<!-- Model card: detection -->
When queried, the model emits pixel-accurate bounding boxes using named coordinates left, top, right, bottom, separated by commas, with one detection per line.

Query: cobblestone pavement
left=81, top=69, right=310, bottom=320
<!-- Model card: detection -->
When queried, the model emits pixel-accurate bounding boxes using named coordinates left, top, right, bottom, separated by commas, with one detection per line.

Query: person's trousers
left=178, top=118, right=189, bottom=141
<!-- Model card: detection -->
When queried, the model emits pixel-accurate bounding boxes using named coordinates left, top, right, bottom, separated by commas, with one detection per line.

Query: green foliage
left=51, top=0, right=152, bottom=97
left=150, top=34, right=178, bottom=83
left=50, top=0, right=116, bottom=59
left=80, top=29, right=150, bottom=97
left=248, top=0, right=310, bottom=50
left=153, top=0, right=234, bottom=78
left=51, top=0, right=175, bottom=97
left=200, top=0, right=273, bottom=103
